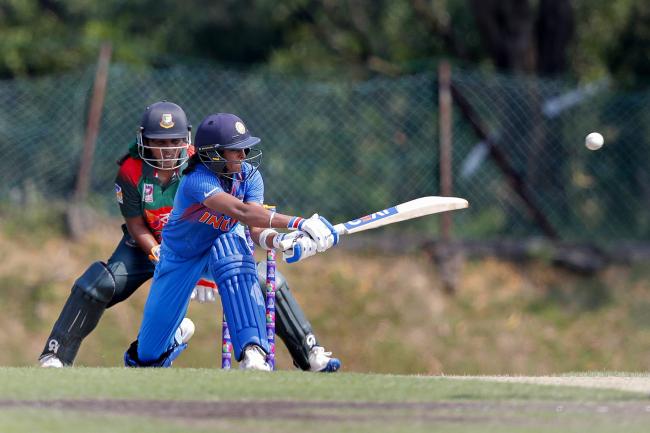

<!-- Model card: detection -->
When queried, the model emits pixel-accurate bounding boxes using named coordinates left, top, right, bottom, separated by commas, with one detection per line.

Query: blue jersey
left=161, top=164, right=264, bottom=257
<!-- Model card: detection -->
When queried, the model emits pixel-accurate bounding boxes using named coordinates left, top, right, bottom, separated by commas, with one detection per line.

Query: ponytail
left=182, top=154, right=200, bottom=175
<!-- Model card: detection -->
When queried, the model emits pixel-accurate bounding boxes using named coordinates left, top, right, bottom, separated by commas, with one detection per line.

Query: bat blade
left=334, top=196, right=468, bottom=235
left=279, top=196, right=468, bottom=251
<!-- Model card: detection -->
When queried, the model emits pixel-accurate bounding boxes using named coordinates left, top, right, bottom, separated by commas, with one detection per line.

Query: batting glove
left=258, top=229, right=305, bottom=251
left=282, top=234, right=318, bottom=263
left=273, top=231, right=304, bottom=249
left=289, top=214, right=339, bottom=252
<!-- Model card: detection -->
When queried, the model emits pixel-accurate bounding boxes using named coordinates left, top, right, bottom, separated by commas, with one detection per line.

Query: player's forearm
left=204, top=193, right=298, bottom=229
left=132, top=232, right=158, bottom=256
left=235, top=205, right=294, bottom=229
left=125, top=217, right=158, bottom=255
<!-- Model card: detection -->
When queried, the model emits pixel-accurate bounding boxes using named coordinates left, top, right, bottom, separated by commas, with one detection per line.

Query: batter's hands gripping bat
left=280, top=196, right=468, bottom=250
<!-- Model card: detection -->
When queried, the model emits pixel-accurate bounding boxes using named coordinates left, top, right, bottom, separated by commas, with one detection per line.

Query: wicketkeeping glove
left=191, top=278, right=218, bottom=303
left=148, top=245, right=161, bottom=265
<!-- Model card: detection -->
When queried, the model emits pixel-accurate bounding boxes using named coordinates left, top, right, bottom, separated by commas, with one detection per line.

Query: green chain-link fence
left=1, top=63, right=648, bottom=242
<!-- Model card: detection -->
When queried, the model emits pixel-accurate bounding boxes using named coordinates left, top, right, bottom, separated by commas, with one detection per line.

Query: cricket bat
left=280, top=196, right=468, bottom=249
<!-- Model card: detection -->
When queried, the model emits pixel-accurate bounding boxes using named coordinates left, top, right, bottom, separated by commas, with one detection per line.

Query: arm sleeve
left=244, top=170, right=264, bottom=204
left=115, top=161, right=142, bottom=218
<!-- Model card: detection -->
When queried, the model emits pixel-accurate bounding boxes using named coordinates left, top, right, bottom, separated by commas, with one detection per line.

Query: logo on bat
left=344, top=206, right=397, bottom=229
left=144, top=207, right=172, bottom=241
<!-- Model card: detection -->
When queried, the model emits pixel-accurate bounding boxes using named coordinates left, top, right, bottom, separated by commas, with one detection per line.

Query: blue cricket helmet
left=195, top=113, right=260, bottom=150
left=194, top=113, right=262, bottom=179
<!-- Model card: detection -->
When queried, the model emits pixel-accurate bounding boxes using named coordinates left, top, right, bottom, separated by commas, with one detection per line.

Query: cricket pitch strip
left=447, top=375, right=650, bottom=394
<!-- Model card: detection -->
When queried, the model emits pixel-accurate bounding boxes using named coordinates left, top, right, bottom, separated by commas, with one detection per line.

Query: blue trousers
left=136, top=237, right=268, bottom=363
left=136, top=245, right=206, bottom=363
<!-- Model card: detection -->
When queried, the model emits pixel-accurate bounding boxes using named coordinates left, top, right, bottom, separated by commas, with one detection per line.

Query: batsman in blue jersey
left=125, top=113, right=339, bottom=370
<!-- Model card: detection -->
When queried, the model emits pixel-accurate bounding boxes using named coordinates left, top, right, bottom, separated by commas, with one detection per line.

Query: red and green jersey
left=114, top=145, right=182, bottom=242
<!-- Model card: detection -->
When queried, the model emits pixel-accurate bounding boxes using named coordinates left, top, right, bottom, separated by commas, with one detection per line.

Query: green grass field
left=3, top=216, right=650, bottom=432
left=2, top=368, right=649, bottom=433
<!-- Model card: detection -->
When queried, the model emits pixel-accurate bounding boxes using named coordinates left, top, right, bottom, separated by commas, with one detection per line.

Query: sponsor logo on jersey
left=114, top=183, right=123, bottom=204
left=143, top=183, right=154, bottom=203
left=198, top=211, right=239, bottom=232
left=160, top=113, right=174, bottom=129
left=203, top=186, right=221, bottom=198
left=144, top=207, right=172, bottom=241
left=344, top=206, right=397, bottom=229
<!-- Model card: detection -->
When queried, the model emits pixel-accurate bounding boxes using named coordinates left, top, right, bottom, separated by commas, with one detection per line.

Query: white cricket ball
left=585, top=132, right=604, bottom=151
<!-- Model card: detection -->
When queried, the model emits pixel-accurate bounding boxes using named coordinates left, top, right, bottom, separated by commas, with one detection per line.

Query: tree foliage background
left=0, top=0, right=648, bottom=86
left=0, top=0, right=647, bottom=242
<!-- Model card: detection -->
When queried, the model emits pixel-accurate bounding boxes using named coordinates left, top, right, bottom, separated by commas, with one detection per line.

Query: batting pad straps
left=258, top=228, right=278, bottom=250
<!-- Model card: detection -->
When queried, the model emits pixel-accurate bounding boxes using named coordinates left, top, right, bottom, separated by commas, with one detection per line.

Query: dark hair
left=182, top=153, right=201, bottom=175
left=182, top=152, right=233, bottom=191
left=116, top=153, right=130, bottom=166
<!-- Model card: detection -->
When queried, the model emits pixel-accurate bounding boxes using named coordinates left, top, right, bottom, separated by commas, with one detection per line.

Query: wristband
left=268, top=211, right=276, bottom=228
left=258, top=228, right=278, bottom=250
left=287, top=216, right=304, bottom=230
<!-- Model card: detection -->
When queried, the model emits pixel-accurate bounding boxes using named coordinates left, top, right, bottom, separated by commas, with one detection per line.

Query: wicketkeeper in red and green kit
left=38, top=101, right=340, bottom=372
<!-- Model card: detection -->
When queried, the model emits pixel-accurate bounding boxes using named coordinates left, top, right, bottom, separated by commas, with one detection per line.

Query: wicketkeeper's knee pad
left=124, top=339, right=187, bottom=368
left=210, top=233, right=268, bottom=361
left=72, top=261, right=116, bottom=304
